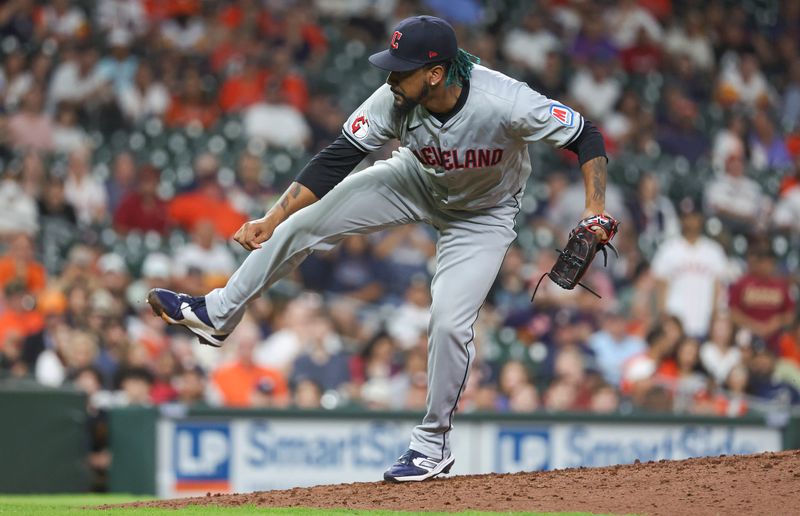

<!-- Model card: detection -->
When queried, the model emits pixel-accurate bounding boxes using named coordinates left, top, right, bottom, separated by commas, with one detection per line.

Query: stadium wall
left=0, top=386, right=89, bottom=493
left=109, top=407, right=791, bottom=497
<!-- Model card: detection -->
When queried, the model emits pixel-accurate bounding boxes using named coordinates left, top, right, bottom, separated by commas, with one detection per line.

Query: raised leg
left=206, top=153, right=432, bottom=333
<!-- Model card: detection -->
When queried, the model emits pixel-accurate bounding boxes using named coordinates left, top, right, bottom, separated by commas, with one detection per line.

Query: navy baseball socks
left=146, top=288, right=229, bottom=347
left=383, top=449, right=455, bottom=482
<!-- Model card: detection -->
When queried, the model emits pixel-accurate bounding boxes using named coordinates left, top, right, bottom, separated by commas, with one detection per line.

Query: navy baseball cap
left=369, top=15, right=458, bottom=72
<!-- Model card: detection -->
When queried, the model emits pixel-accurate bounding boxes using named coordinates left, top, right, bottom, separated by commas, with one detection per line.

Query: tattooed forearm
left=591, top=158, right=605, bottom=203
left=581, top=156, right=606, bottom=212
left=279, top=183, right=302, bottom=212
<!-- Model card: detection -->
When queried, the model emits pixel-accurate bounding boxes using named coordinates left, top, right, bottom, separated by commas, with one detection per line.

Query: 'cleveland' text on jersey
left=342, top=65, right=585, bottom=210
left=412, top=147, right=504, bottom=170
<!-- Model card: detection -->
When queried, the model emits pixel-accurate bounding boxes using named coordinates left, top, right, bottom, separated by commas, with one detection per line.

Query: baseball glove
left=531, top=214, right=620, bottom=301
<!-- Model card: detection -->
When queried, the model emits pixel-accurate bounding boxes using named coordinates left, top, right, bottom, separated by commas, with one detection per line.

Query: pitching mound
left=112, top=450, right=800, bottom=514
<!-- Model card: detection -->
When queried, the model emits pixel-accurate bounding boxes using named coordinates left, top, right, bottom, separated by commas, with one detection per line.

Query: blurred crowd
left=2, top=1, right=800, bottom=481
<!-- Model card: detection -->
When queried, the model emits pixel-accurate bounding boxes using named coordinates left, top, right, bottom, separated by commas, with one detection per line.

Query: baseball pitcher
left=148, top=15, right=617, bottom=482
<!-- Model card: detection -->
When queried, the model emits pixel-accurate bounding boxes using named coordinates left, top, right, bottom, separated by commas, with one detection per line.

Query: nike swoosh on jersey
left=407, top=123, right=423, bottom=132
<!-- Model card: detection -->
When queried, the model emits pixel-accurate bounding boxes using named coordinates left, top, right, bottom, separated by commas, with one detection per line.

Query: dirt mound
left=110, top=450, right=800, bottom=515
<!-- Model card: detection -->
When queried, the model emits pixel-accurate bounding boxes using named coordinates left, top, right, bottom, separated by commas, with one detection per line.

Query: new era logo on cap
left=429, top=51, right=438, bottom=58
left=549, top=103, right=574, bottom=127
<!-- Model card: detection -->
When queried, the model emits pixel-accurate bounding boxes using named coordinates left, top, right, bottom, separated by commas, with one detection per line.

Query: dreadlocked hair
left=445, top=48, right=480, bottom=87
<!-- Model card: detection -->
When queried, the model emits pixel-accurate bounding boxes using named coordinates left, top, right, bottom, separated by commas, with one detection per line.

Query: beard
left=390, top=83, right=430, bottom=127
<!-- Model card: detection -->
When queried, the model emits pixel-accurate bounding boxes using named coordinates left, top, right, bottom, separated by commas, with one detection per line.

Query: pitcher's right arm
left=234, top=85, right=397, bottom=251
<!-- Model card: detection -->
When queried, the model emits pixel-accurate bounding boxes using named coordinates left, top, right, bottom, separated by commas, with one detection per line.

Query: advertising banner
left=156, top=416, right=782, bottom=497
left=158, top=418, right=416, bottom=496
left=490, top=423, right=782, bottom=473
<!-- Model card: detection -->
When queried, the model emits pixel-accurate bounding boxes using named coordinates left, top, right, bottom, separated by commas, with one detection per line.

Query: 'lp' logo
left=174, top=423, right=231, bottom=479
left=496, top=428, right=551, bottom=473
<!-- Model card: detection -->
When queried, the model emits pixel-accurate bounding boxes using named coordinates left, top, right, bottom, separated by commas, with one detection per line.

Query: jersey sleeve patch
left=549, top=103, right=575, bottom=127
left=350, top=112, right=370, bottom=140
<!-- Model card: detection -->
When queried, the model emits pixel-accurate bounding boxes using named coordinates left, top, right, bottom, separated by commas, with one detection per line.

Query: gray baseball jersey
left=205, top=64, right=585, bottom=462
left=343, top=65, right=584, bottom=210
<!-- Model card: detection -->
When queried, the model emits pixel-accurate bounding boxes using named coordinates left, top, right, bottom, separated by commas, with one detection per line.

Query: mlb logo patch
left=550, top=103, right=575, bottom=127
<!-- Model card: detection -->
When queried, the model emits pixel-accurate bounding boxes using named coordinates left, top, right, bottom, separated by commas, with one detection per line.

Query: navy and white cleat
left=146, top=288, right=229, bottom=347
left=383, top=449, right=455, bottom=482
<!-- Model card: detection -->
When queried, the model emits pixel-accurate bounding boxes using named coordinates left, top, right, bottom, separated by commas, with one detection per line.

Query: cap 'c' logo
left=391, top=31, right=402, bottom=49
left=351, top=113, right=369, bottom=139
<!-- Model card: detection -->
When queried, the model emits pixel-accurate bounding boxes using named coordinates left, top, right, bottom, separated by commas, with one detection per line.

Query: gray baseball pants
left=205, top=147, right=518, bottom=460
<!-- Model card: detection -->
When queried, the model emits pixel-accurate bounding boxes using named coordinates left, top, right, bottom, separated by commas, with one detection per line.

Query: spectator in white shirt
left=606, top=0, right=663, bottom=50
left=255, top=294, right=320, bottom=374
left=700, top=314, right=742, bottom=386
left=117, top=61, right=169, bottom=124
left=37, top=0, right=88, bottom=42
left=704, top=147, right=771, bottom=233
left=64, top=144, right=108, bottom=225
left=568, top=61, right=622, bottom=124
left=773, top=166, right=800, bottom=232
left=96, top=0, right=147, bottom=36
left=172, top=219, right=237, bottom=291
left=502, top=11, right=561, bottom=75
left=652, top=207, right=728, bottom=339
left=0, top=167, right=38, bottom=237
left=52, top=102, right=88, bottom=153
left=160, top=12, right=207, bottom=53
left=244, top=80, right=311, bottom=149
left=48, top=44, right=109, bottom=110
left=711, top=113, right=747, bottom=174
left=664, top=10, right=714, bottom=71
left=717, top=52, right=776, bottom=111
left=387, top=278, right=432, bottom=351
left=1, top=50, right=32, bottom=111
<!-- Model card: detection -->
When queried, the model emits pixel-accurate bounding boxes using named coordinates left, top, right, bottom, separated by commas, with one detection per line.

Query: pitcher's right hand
left=233, top=215, right=280, bottom=251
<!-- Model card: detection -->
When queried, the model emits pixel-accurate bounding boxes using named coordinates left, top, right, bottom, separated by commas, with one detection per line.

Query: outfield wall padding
left=0, top=384, right=88, bottom=493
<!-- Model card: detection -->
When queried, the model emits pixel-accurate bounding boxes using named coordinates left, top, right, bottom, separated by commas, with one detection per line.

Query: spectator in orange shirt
left=215, top=0, right=274, bottom=35
left=144, top=0, right=200, bottom=21
left=22, top=287, right=67, bottom=370
left=267, top=45, right=309, bottom=113
left=210, top=28, right=254, bottom=75
left=778, top=321, right=800, bottom=367
left=218, top=58, right=268, bottom=113
left=165, top=68, right=219, bottom=129
left=218, top=48, right=308, bottom=114
left=210, top=320, right=288, bottom=407
left=167, top=152, right=246, bottom=239
left=620, top=323, right=678, bottom=400
left=272, top=5, right=327, bottom=64
left=0, top=281, right=45, bottom=354
left=0, top=233, right=47, bottom=293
